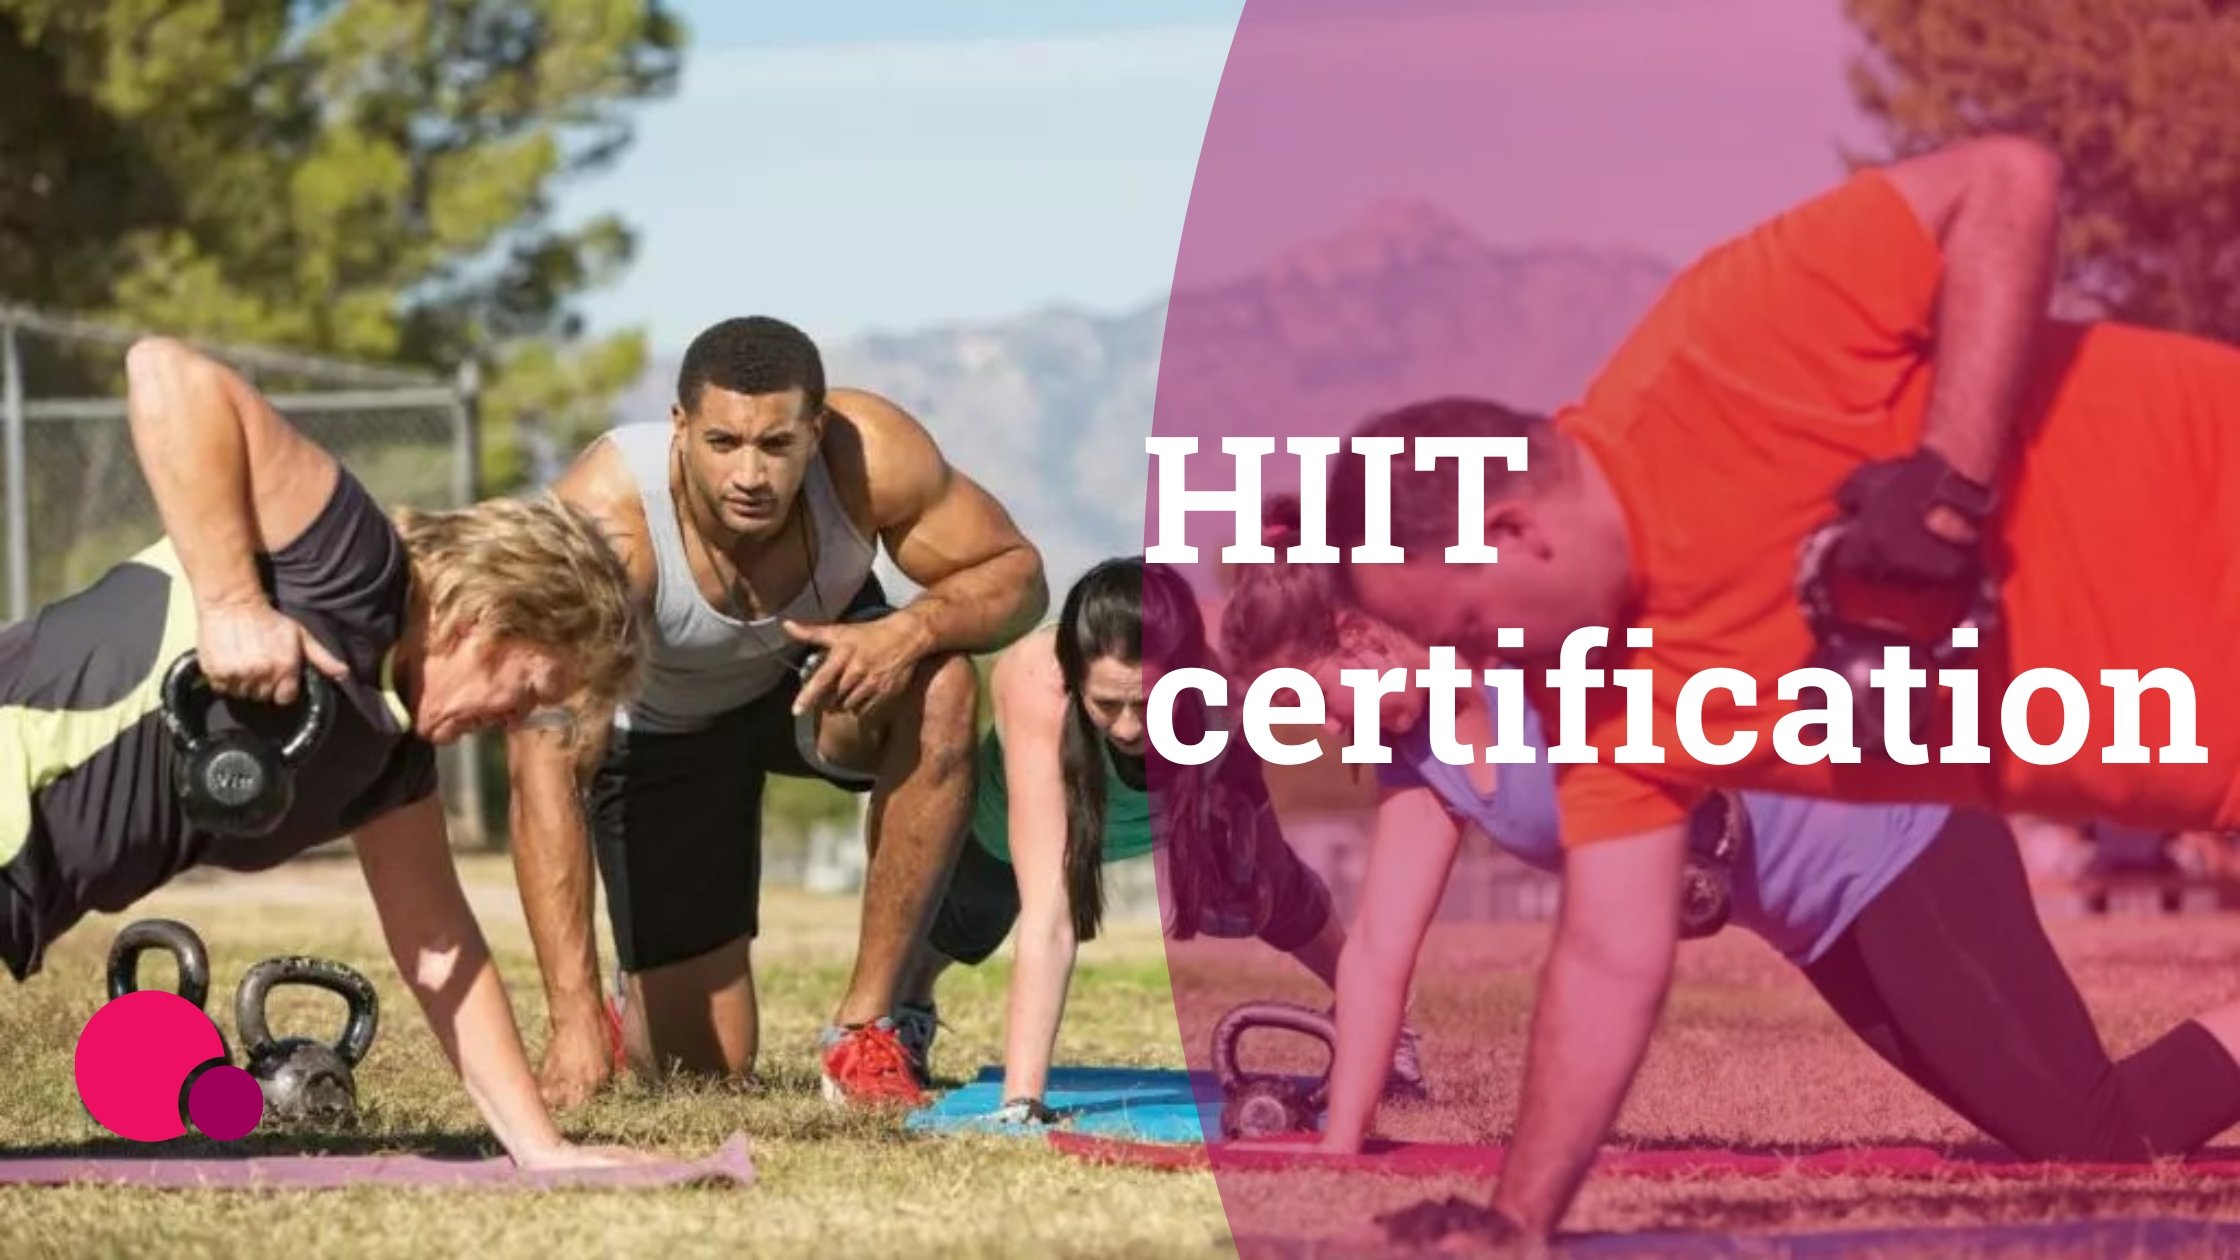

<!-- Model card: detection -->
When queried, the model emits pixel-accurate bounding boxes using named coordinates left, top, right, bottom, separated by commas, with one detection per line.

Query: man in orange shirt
left=1313, top=136, right=2240, bottom=1244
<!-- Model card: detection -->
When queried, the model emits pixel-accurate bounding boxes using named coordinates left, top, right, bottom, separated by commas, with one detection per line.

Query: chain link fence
left=0, top=304, right=489, bottom=846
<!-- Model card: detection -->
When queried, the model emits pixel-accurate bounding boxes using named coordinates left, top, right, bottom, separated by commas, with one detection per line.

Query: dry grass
left=4, top=855, right=2239, bottom=1257
left=0, top=855, right=1230, bottom=1259
left=1173, top=915, right=2240, bottom=1252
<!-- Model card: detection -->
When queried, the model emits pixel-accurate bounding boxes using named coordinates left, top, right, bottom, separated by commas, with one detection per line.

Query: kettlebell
left=106, top=918, right=214, bottom=1010
left=160, top=650, right=336, bottom=838
left=1679, top=792, right=1746, bottom=940
left=106, top=918, right=231, bottom=1063
left=234, top=955, right=378, bottom=1128
left=1211, top=1001, right=1333, bottom=1140
left=106, top=918, right=237, bottom=1123
left=1794, top=521, right=2000, bottom=753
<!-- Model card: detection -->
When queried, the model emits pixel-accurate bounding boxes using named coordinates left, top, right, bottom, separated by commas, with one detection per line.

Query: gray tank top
left=607, top=421, right=878, bottom=733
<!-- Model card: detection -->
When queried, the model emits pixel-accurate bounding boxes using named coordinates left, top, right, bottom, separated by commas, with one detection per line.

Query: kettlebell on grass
left=1211, top=1001, right=1334, bottom=1141
left=107, top=917, right=233, bottom=1070
left=234, top=955, right=379, bottom=1127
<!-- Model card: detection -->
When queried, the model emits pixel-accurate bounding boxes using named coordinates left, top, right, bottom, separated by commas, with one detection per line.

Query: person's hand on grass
left=537, top=1021, right=616, bottom=1110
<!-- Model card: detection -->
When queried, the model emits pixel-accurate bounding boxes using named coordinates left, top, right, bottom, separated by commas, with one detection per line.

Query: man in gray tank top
left=506, top=316, right=1047, bottom=1108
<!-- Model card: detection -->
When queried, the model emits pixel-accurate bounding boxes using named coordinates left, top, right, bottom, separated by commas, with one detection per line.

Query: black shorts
left=925, top=836, right=1025, bottom=966
left=591, top=580, right=886, bottom=973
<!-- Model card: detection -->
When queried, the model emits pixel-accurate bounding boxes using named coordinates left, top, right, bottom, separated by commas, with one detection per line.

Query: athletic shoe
left=893, top=1001, right=940, bottom=1089
left=1386, top=1018, right=1429, bottom=1101
left=819, top=1018, right=929, bottom=1107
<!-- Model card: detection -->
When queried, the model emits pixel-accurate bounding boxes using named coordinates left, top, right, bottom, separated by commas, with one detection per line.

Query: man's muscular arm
left=789, top=390, right=1046, bottom=714
left=505, top=436, right=652, bottom=1104
left=1876, top=136, right=2064, bottom=531
left=860, top=391, right=1047, bottom=652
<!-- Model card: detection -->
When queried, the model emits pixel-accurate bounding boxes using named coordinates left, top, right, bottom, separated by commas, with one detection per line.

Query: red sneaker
left=819, top=1019, right=929, bottom=1107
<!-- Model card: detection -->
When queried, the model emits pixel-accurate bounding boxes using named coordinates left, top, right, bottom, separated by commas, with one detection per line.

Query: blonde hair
left=394, top=494, right=643, bottom=716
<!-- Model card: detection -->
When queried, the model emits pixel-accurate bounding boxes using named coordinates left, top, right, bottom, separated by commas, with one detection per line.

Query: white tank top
left=607, top=421, right=878, bottom=733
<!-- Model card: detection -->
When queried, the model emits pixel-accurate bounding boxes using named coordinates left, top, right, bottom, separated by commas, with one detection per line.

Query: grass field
left=4, top=854, right=2239, bottom=1258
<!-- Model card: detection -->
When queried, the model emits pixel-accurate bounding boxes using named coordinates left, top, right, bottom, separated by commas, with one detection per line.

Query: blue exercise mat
left=908, top=1066, right=1240, bottom=1144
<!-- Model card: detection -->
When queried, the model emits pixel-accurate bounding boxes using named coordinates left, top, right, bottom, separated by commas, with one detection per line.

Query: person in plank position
left=510, top=316, right=1046, bottom=1107
left=1221, top=529, right=2238, bottom=1200
left=1, top=337, right=656, bottom=1170
left=1275, top=135, right=2240, bottom=1242
left=896, top=556, right=1423, bottom=1113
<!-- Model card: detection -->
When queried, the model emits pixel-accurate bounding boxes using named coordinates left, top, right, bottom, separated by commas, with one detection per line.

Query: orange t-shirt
left=1545, top=168, right=2240, bottom=846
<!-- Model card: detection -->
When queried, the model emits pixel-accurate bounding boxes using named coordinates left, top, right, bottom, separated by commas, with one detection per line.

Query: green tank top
left=970, top=726, right=1155, bottom=866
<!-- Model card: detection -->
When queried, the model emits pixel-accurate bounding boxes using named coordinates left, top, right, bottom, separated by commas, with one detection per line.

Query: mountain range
left=615, top=201, right=1676, bottom=601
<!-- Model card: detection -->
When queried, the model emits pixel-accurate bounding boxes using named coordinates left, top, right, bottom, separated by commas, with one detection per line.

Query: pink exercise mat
left=0, top=1133, right=755, bottom=1191
left=1050, top=1131, right=2240, bottom=1180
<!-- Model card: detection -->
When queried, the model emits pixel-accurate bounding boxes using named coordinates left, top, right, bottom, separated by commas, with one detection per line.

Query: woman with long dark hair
left=891, top=556, right=1421, bottom=1118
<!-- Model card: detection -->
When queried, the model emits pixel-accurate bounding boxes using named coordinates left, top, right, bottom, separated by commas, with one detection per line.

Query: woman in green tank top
left=892, top=557, right=1422, bottom=1118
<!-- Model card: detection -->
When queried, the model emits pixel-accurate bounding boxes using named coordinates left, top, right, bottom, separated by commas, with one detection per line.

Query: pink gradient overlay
left=185, top=1065, right=264, bottom=1141
left=74, top=991, right=229, bottom=1142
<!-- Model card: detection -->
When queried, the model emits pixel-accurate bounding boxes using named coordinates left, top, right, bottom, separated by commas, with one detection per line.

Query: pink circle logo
left=74, top=991, right=262, bottom=1141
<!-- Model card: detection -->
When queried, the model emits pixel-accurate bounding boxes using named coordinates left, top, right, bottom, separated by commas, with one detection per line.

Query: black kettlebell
left=1794, top=521, right=1999, bottom=753
left=106, top=918, right=237, bottom=1122
left=107, top=918, right=231, bottom=1062
left=107, top=918, right=213, bottom=1010
left=235, top=956, right=378, bottom=1127
left=1212, top=1001, right=1333, bottom=1140
left=161, top=650, right=336, bottom=838
left=1679, top=792, right=1746, bottom=940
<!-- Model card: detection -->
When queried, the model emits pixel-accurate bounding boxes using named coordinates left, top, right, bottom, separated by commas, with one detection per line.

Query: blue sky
left=672, top=2, right=1245, bottom=50
left=562, top=0, right=1871, bottom=354
left=563, top=1, right=1245, bottom=350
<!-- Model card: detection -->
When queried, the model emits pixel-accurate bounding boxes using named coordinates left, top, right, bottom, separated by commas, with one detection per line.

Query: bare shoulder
left=820, top=387, right=947, bottom=532
left=551, top=433, right=656, bottom=602
left=990, top=625, right=1065, bottom=727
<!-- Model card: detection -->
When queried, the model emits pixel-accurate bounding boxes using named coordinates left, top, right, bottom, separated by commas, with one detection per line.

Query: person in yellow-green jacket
left=0, top=337, right=654, bottom=1171
left=892, top=556, right=1423, bottom=1121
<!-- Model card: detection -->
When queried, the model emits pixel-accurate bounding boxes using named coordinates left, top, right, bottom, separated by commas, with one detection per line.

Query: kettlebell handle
left=160, top=650, right=338, bottom=764
left=1210, top=1001, right=1336, bottom=1091
left=105, top=918, right=213, bottom=1010
left=235, top=956, right=380, bottom=1067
